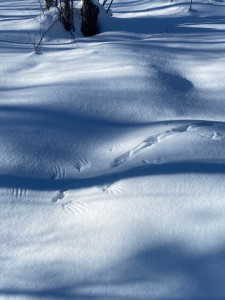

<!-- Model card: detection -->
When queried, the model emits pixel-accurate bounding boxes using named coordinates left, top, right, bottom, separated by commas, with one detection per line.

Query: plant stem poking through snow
left=102, top=0, right=114, bottom=13
left=34, top=18, right=59, bottom=53
left=106, top=0, right=113, bottom=13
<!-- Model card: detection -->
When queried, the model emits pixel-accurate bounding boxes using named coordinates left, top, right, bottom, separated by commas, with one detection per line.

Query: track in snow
left=52, top=190, right=66, bottom=203
left=111, top=121, right=223, bottom=168
left=12, top=187, right=27, bottom=199
left=73, top=158, right=91, bottom=172
left=51, top=165, right=66, bottom=180
left=101, top=182, right=127, bottom=196
left=61, top=200, right=89, bottom=215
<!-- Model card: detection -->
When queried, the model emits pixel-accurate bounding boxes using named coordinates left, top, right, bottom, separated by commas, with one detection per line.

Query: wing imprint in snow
left=102, top=182, right=127, bottom=196
left=73, top=158, right=91, bottom=172
left=12, top=187, right=27, bottom=199
left=61, top=200, right=89, bottom=215
left=51, top=165, right=66, bottom=180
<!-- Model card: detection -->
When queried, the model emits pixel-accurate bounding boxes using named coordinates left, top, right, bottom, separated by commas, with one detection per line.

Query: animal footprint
left=52, top=190, right=66, bottom=203
left=109, top=144, right=122, bottom=152
left=187, top=124, right=199, bottom=131
left=142, top=158, right=161, bottom=165
left=73, top=158, right=91, bottom=172
left=198, top=132, right=223, bottom=141
left=51, top=165, right=66, bottom=180
left=61, top=200, right=89, bottom=215
left=102, top=182, right=127, bottom=196
left=12, top=187, right=27, bottom=199
left=143, top=159, right=150, bottom=165
left=212, top=132, right=223, bottom=141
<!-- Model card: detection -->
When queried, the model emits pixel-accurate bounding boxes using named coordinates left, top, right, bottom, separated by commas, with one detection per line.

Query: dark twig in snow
left=34, top=18, right=59, bottom=53
left=106, top=0, right=113, bottom=13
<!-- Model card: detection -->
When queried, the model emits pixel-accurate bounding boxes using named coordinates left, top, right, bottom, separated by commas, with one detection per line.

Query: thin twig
left=71, top=0, right=75, bottom=31
left=69, top=29, right=75, bottom=40
left=37, top=0, right=46, bottom=15
left=106, top=0, right=113, bottom=13
left=34, top=18, right=59, bottom=52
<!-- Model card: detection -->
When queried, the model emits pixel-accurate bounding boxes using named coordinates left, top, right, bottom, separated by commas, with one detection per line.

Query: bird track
left=111, top=121, right=222, bottom=168
left=108, top=144, right=122, bottom=152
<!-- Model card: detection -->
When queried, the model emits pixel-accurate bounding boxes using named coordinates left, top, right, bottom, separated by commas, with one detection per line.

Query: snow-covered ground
left=1, top=0, right=225, bottom=298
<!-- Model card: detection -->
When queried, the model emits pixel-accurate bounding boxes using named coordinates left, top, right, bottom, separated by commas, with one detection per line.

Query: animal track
left=12, top=187, right=27, bottom=199
left=198, top=132, right=223, bottom=141
left=52, top=190, right=66, bottom=203
left=51, top=165, right=66, bottom=180
left=61, top=200, right=89, bottom=215
left=111, top=121, right=223, bottom=168
left=73, top=158, right=91, bottom=172
left=109, top=144, right=122, bottom=152
left=102, top=182, right=127, bottom=196
left=212, top=132, right=223, bottom=141
left=52, top=189, right=89, bottom=215
left=143, top=158, right=161, bottom=165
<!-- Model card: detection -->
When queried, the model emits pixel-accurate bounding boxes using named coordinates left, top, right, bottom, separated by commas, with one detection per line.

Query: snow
left=1, top=0, right=225, bottom=298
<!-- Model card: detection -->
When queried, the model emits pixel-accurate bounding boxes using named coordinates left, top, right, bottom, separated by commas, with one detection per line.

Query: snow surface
left=1, top=0, right=225, bottom=298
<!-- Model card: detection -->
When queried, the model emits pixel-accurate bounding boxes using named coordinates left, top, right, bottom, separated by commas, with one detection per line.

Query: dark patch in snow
left=152, top=65, right=194, bottom=92
left=52, top=190, right=66, bottom=203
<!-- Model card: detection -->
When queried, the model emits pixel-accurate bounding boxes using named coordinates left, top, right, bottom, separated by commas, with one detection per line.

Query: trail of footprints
left=111, top=121, right=224, bottom=168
